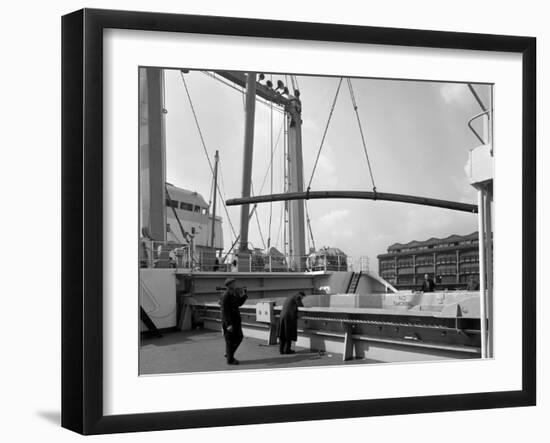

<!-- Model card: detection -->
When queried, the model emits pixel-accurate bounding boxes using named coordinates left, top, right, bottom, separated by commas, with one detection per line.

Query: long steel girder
left=226, top=190, right=478, bottom=213
left=196, top=303, right=481, bottom=353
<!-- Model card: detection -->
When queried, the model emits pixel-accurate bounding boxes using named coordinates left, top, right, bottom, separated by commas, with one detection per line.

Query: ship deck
left=139, top=325, right=475, bottom=375
left=139, top=329, right=373, bottom=375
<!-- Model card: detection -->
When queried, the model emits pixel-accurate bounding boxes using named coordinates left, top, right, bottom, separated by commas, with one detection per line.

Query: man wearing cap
left=277, top=291, right=306, bottom=354
left=220, top=277, right=248, bottom=365
left=421, top=274, right=436, bottom=293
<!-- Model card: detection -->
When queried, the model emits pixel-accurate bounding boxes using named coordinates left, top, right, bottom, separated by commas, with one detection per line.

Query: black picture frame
left=61, top=8, right=536, bottom=435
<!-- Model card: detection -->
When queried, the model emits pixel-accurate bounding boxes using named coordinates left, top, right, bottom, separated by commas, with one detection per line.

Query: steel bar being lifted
left=226, top=190, right=478, bottom=213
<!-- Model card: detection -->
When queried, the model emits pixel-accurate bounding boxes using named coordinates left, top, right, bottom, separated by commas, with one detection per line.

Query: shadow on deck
left=140, top=329, right=378, bottom=375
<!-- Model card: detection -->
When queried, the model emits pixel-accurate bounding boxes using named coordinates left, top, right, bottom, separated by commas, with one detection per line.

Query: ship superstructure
left=165, top=183, right=223, bottom=248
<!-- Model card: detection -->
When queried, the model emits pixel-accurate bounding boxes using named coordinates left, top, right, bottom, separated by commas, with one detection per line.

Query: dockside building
left=377, top=232, right=480, bottom=290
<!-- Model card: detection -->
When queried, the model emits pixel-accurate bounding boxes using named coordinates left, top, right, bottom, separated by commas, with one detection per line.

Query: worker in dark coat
left=466, top=276, right=480, bottom=291
left=421, top=274, right=436, bottom=292
left=220, top=277, right=248, bottom=365
left=278, top=291, right=305, bottom=354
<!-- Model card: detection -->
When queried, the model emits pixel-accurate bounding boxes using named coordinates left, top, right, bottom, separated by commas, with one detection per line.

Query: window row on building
left=380, top=253, right=479, bottom=269
left=383, top=232, right=479, bottom=255
left=377, top=232, right=481, bottom=290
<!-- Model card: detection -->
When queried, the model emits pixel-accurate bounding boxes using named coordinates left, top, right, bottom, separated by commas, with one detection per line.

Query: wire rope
left=180, top=72, right=238, bottom=239
left=346, top=78, right=377, bottom=192
left=268, top=75, right=274, bottom=248
left=306, top=77, right=343, bottom=192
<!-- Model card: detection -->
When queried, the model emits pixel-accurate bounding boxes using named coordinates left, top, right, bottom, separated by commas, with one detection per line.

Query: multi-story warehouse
left=377, top=232, right=480, bottom=290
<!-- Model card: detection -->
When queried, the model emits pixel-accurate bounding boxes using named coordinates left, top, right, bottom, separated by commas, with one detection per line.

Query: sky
left=162, top=69, right=491, bottom=268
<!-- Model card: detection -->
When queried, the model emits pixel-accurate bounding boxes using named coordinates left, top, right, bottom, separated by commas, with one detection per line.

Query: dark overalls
left=220, top=288, right=247, bottom=363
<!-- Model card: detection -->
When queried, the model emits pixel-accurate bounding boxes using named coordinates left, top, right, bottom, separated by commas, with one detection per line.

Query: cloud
left=316, top=154, right=338, bottom=187
left=318, top=209, right=350, bottom=228
left=458, top=189, right=477, bottom=204
left=302, top=118, right=319, bottom=133
left=398, top=206, right=477, bottom=245
left=439, top=83, right=470, bottom=107
left=313, top=208, right=356, bottom=250
left=307, top=142, right=340, bottom=188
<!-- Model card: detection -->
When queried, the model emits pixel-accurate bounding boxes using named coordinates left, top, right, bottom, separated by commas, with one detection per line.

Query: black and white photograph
left=1, top=0, right=546, bottom=439
left=49, top=2, right=540, bottom=438
left=138, top=68, right=494, bottom=375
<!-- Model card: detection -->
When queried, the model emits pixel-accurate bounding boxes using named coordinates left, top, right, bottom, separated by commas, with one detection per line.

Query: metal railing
left=139, top=239, right=369, bottom=274
left=195, top=302, right=482, bottom=356
left=467, top=110, right=490, bottom=145
left=140, top=240, right=193, bottom=269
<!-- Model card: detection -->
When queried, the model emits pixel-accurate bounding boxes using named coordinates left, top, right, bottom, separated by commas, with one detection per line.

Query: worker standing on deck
left=466, top=276, right=480, bottom=291
left=421, top=273, right=436, bottom=292
left=278, top=291, right=306, bottom=354
left=220, top=277, right=248, bottom=365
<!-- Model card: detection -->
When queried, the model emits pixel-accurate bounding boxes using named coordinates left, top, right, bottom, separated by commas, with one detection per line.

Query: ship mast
left=214, top=71, right=307, bottom=271
left=139, top=67, right=167, bottom=243
left=237, top=73, right=257, bottom=270
left=210, top=149, right=219, bottom=249
left=285, top=94, right=306, bottom=269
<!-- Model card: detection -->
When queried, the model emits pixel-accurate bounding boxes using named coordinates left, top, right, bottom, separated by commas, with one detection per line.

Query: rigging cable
left=180, top=72, right=238, bottom=239
left=293, top=75, right=300, bottom=92
left=253, top=118, right=284, bottom=247
left=254, top=210, right=267, bottom=250
left=166, top=223, right=184, bottom=245
left=268, top=75, right=274, bottom=248
left=250, top=183, right=267, bottom=250
left=165, top=185, right=191, bottom=245
left=207, top=172, right=214, bottom=208
left=305, top=211, right=311, bottom=252
left=235, top=118, right=284, bottom=252
left=289, top=73, right=316, bottom=249
left=258, top=120, right=284, bottom=194
left=306, top=77, right=344, bottom=193
left=222, top=204, right=258, bottom=262
left=304, top=201, right=316, bottom=251
left=289, top=76, right=296, bottom=93
left=283, top=114, right=289, bottom=256
left=217, top=160, right=237, bottom=245
left=180, top=73, right=214, bottom=171
left=275, top=204, right=284, bottom=251
left=467, top=83, right=487, bottom=112
left=347, top=78, right=377, bottom=193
